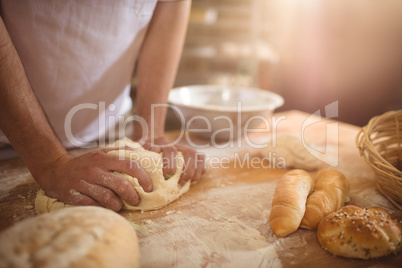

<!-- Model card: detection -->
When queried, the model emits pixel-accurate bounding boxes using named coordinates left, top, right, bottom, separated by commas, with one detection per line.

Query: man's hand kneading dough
left=37, top=150, right=153, bottom=212
left=0, top=1, right=205, bottom=212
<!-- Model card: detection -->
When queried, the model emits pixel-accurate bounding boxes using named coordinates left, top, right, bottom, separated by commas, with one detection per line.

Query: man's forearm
left=0, top=17, right=67, bottom=178
left=134, top=0, right=191, bottom=141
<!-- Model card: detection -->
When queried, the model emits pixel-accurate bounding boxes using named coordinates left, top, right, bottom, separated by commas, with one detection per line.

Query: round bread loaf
left=317, top=205, right=402, bottom=259
left=0, top=206, right=140, bottom=268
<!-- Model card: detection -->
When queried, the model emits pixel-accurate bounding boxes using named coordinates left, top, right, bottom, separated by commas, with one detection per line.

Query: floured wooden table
left=1, top=110, right=401, bottom=267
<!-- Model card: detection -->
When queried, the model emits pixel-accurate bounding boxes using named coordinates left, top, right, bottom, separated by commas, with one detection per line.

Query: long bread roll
left=300, top=168, right=350, bottom=230
left=269, top=169, right=314, bottom=237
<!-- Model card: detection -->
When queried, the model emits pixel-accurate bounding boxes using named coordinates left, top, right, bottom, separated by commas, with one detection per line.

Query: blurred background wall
left=172, top=0, right=402, bottom=126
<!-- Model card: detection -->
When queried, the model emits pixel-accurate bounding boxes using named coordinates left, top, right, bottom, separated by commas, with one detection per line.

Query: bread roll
left=0, top=207, right=140, bottom=268
left=269, top=169, right=314, bottom=237
left=300, top=169, right=350, bottom=230
left=317, top=205, right=402, bottom=259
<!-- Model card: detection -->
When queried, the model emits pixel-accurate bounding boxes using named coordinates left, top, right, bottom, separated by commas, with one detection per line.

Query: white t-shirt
left=0, top=0, right=174, bottom=149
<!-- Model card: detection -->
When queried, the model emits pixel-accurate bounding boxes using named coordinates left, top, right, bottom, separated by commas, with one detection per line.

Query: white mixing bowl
left=168, top=85, right=284, bottom=141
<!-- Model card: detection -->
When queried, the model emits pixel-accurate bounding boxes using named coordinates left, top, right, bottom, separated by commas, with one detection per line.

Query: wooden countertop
left=0, top=110, right=401, bottom=267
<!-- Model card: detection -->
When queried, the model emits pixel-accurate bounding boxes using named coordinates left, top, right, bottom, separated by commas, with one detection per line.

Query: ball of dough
left=0, top=206, right=140, bottom=268
left=317, top=205, right=402, bottom=259
left=35, top=138, right=190, bottom=214
left=264, top=135, right=324, bottom=171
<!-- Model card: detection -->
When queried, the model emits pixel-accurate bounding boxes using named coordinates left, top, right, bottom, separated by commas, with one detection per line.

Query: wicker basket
left=356, top=110, right=402, bottom=210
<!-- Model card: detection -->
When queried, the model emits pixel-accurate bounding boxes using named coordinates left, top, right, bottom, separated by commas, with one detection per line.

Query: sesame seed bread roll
left=300, top=169, right=350, bottom=230
left=269, top=169, right=314, bottom=237
left=317, top=205, right=402, bottom=259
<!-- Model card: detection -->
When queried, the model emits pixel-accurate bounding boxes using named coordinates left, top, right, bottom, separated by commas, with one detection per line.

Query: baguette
left=269, top=169, right=314, bottom=237
left=300, top=169, right=350, bottom=230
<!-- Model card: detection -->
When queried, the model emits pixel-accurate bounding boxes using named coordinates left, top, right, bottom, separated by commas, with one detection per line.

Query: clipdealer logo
left=63, top=100, right=339, bottom=168
left=301, top=101, right=339, bottom=167
left=63, top=102, right=286, bottom=150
